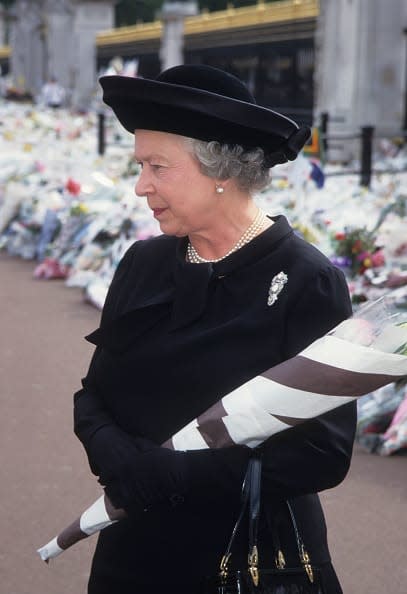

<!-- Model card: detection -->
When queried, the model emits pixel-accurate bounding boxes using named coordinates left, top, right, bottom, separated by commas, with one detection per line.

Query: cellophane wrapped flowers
left=37, top=298, right=407, bottom=562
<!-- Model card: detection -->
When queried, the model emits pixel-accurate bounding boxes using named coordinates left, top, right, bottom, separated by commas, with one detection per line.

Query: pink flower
left=332, top=318, right=375, bottom=346
left=371, top=250, right=385, bottom=268
left=356, top=251, right=371, bottom=262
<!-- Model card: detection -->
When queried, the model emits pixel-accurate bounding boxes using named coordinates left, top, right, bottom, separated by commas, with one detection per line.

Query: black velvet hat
left=99, top=65, right=310, bottom=167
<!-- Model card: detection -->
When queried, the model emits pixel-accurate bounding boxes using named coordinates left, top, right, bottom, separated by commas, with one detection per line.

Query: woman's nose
left=135, top=168, right=153, bottom=197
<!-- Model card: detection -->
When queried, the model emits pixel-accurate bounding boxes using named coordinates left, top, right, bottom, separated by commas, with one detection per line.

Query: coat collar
left=170, top=215, right=293, bottom=330
left=87, top=215, right=293, bottom=349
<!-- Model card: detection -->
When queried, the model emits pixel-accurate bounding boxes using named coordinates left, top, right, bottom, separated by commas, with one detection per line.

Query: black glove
left=87, top=424, right=156, bottom=477
left=100, top=444, right=189, bottom=513
left=101, top=442, right=251, bottom=514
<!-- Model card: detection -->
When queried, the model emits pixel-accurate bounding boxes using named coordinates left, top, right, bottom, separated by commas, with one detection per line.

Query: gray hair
left=185, top=138, right=271, bottom=193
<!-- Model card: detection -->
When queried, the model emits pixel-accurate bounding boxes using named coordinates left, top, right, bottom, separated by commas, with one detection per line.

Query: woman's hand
left=100, top=443, right=252, bottom=514
left=87, top=424, right=157, bottom=477
left=99, top=444, right=189, bottom=513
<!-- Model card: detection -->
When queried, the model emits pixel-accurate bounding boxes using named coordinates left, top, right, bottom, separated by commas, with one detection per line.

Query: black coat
left=74, top=216, right=356, bottom=594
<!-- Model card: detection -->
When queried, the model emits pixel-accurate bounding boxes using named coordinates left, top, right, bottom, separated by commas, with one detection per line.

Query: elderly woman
left=74, top=65, right=356, bottom=594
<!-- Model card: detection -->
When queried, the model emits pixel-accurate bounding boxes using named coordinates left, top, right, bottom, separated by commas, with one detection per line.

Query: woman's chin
left=157, top=221, right=171, bottom=234
left=158, top=221, right=187, bottom=237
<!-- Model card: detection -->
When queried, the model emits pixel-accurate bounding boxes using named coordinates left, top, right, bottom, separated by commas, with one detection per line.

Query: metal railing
left=97, top=110, right=407, bottom=188
left=319, top=112, right=407, bottom=187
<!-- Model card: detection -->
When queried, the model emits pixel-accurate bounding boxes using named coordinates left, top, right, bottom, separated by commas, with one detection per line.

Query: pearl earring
left=215, top=184, right=224, bottom=194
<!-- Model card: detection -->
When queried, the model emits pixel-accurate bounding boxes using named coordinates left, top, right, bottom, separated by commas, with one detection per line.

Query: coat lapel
left=86, top=286, right=175, bottom=353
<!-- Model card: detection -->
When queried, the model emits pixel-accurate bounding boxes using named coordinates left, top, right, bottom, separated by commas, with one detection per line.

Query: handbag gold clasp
left=219, top=553, right=231, bottom=580
left=248, top=545, right=259, bottom=586
left=300, top=545, right=314, bottom=583
left=275, top=549, right=286, bottom=569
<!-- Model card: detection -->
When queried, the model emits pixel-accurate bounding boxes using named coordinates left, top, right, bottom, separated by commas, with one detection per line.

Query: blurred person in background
left=40, top=75, right=66, bottom=108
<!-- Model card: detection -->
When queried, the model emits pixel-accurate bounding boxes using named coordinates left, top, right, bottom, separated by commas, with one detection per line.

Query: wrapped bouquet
left=37, top=297, right=407, bottom=562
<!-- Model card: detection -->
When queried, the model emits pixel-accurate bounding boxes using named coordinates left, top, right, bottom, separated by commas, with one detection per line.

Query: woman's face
left=134, top=129, right=218, bottom=237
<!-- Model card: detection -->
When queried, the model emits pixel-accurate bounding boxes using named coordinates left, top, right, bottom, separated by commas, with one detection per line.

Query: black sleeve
left=73, top=242, right=153, bottom=475
left=260, top=265, right=356, bottom=498
left=281, top=264, right=353, bottom=359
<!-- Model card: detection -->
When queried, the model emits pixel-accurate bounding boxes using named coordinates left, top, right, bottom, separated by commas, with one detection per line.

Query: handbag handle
left=219, top=457, right=253, bottom=580
left=286, top=500, right=315, bottom=584
left=248, top=456, right=262, bottom=586
left=219, top=456, right=314, bottom=585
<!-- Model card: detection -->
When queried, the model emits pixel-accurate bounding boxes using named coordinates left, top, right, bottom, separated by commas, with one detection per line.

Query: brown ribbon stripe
left=270, top=414, right=307, bottom=427
left=261, top=355, right=404, bottom=397
left=104, top=495, right=126, bottom=521
left=57, top=519, right=88, bottom=551
left=197, top=400, right=234, bottom=448
left=57, top=496, right=126, bottom=551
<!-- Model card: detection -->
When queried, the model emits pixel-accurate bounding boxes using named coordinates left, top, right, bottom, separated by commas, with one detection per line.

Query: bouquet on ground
left=330, top=226, right=385, bottom=278
left=37, top=297, right=407, bottom=562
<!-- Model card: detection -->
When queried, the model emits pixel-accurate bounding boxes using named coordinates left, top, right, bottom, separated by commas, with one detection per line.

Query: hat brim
left=99, top=75, right=301, bottom=155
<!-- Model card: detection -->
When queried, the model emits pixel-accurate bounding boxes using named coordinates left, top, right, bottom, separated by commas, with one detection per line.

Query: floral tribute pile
left=1, top=100, right=407, bottom=467
left=0, top=102, right=159, bottom=307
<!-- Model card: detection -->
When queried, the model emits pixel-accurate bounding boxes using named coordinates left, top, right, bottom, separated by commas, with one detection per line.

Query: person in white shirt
left=41, top=76, right=66, bottom=108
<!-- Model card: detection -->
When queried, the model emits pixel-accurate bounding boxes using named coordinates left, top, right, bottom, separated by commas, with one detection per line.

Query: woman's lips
left=152, top=208, right=167, bottom=218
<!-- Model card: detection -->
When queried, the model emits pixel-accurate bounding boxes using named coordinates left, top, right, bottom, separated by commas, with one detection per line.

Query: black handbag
left=204, top=456, right=325, bottom=594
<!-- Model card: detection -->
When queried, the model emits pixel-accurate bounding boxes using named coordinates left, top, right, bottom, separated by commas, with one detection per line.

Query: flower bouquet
left=356, top=384, right=407, bottom=455
left=330, top=227, right=385, bottom=278
left=37, top=297, right=407, bottom=562
left=379, top=390, right=407, bottom=455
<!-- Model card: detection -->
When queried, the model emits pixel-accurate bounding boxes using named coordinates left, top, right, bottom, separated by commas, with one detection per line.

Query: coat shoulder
left=124, top=234, right=177, bottom=261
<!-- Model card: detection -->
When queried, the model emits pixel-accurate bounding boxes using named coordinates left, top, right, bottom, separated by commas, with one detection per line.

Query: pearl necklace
left=187, top=209, right=268, bottom=264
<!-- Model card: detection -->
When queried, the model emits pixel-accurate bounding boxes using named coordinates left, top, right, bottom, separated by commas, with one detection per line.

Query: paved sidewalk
left=1, top=252, right=406, bottom=594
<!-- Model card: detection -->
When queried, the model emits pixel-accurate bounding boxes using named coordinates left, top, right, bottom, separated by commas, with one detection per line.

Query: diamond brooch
left=267, top=271, right=288, bottom=306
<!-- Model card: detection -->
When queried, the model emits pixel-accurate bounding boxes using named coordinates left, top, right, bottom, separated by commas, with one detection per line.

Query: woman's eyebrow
left=134, top=152, right=168, bottom=162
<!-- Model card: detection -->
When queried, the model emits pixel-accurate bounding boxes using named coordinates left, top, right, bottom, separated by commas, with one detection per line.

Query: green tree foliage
left=1, top=0, right=280, bottom=26
left=115, top=0, right=281, bottom=26
left=0, top=0, right=15, bottom=7
left=115, top=0, right=163, bottom=25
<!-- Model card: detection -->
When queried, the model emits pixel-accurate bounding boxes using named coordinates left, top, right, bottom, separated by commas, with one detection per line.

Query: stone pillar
left=159, top=1, right=198, bottom=71
left=70, top=0, right=115, bottom=110
left=9, top=0, right=46, bottom=95
left=45, top=1, right=75, bottom=98
left=9, top=0, right=115, bottom=107
left=0, top=10, right=6, bottom=46
left=314, top=0, right=407, bottom=161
